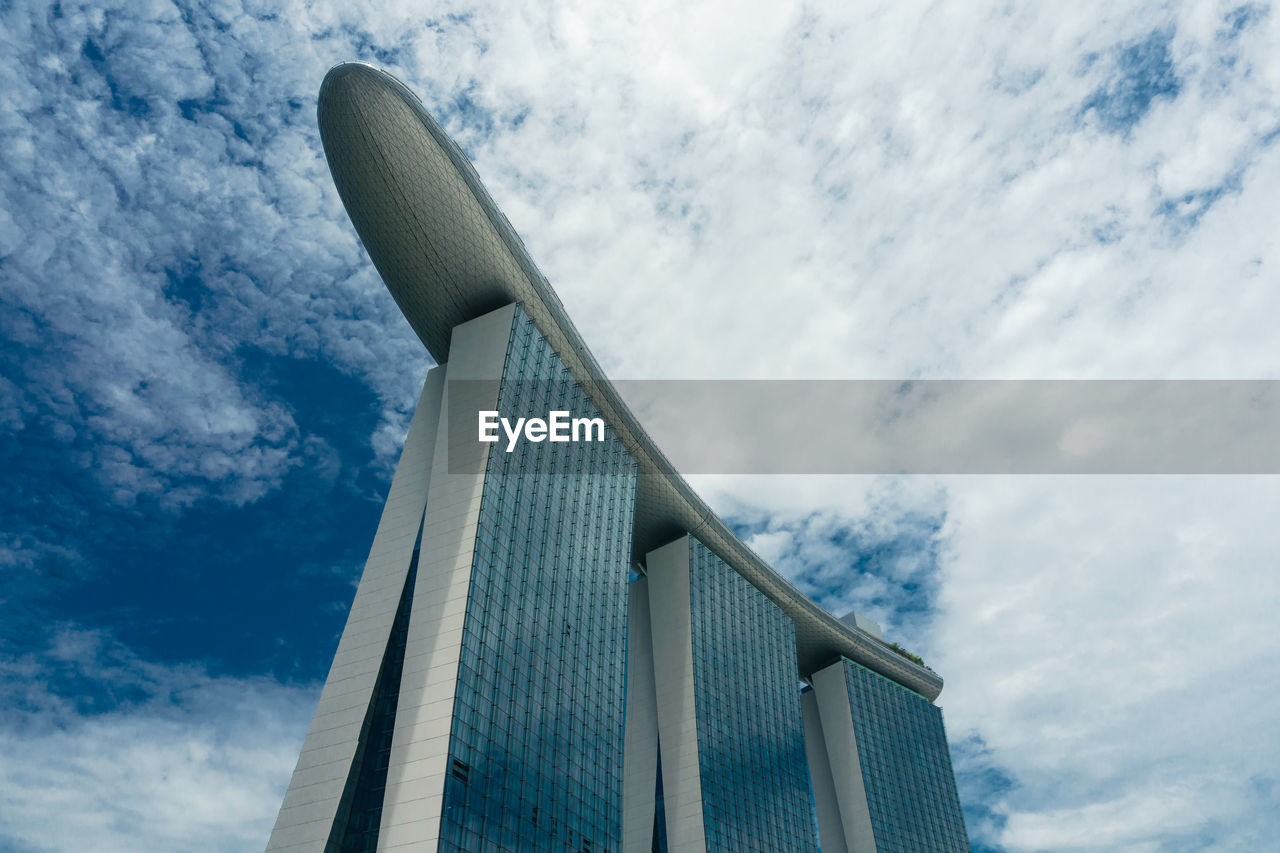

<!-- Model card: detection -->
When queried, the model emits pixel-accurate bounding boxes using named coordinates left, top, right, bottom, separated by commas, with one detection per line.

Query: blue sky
left=3, top=1, right=1280, bottom=851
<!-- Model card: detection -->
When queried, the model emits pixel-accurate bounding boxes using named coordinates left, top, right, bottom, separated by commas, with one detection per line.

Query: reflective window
left=843, top=660, right=970, bottom=852
left=438, top=306, right=638, bottom=852
left=688, top=538, right=818, bottom=852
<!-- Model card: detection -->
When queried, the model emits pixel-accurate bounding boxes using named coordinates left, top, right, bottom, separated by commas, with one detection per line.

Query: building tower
left=265, top=62, right=969, bottom=853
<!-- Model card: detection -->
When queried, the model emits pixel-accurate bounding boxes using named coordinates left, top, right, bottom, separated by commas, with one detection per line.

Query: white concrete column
left=801, top=687, right=849, bottom=853
left=377, top=303, right=516, bottom=850
left=622, top=577, right=660, bottom=852
left=812, top=661, right=877, bottom=853
left=645, top=535, right=707, bottom=852
left=266, top=365, right=446, bottom=852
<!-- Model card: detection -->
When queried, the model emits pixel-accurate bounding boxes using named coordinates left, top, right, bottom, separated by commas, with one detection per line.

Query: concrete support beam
left=622, top=578, right=660, bottom=852
left=812, top=661, right=877, bottom=852
left=266, top=365, right=446, bottom=852
left=645, top=536, right=707, bottom=852
left=802, top=687, right=849, bottom=853
left=378, top=304, right=515, bottom=850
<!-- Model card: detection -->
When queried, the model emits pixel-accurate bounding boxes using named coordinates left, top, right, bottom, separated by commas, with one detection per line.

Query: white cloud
left=702, top=474, right=1280, bottom=850
left=0, top=628, right=315, bottom=853
left=424, top=4, right=1280, bottom=847
left=694, top=475, right=949, bottom=640
left=438, top=0, right=1279, bottom=384
left=5, top=0, right=1280, bottom=850
left=0, top=0, right=432, bottom=508
left=933, top=476, right=1280, bottom=850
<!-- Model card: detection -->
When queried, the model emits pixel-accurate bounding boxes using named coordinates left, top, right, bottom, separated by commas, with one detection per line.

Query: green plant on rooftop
left=888, top=642, right=925, bottom=667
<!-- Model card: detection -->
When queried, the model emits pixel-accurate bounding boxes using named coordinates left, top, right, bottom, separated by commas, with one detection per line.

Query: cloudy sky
left=2, top=1, right=1278, bottom=850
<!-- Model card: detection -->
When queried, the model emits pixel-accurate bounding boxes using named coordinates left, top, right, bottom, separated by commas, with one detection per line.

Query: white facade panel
left=266, top=365, right=446, bottom=851
left=813, top=661, right=877, bottom=852
left=376, top=304, right=515, bottom=849
left=645, top=535, right=707, bottom=853
left=802, top=687, right=849, bottom=853
left=622, top=577, right=660, bottom=852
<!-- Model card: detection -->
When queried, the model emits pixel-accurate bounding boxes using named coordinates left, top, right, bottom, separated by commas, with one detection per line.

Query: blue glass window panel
left=687, top=538, right=818, bottom=852
left=438, top=305, right=638, bottom=851
left=843, top=659, right=971, bottom=852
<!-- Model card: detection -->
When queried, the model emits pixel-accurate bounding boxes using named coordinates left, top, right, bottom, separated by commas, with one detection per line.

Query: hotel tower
left=266, top=62, right=969, bottom=853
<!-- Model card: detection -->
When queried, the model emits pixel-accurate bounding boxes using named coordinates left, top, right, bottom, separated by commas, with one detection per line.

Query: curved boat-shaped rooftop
left=317, top=62, right=943, bottom=701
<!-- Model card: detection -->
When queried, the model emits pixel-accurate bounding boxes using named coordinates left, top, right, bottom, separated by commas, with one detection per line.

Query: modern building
left=265, top=62, right=969, bottom=853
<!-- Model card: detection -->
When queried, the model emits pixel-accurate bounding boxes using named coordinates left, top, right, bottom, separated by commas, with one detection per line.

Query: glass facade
left=438, top=306, right=638, bottom=851
left=843, top=659, right=970, bottom=852
left=687, top=538, right=818, bottom=852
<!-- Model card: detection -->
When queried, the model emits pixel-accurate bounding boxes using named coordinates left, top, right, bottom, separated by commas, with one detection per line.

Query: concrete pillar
left=801, top=687, right=849, bottom=853
left=811, top=661, right=877, bottom=852
left=622, top=577, right=661, bottom=852
left=266, top=364, right=447, bottom=852
left=377, top=304, right=516, bottom=850
left=644, top=535, right=707, bottom=852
